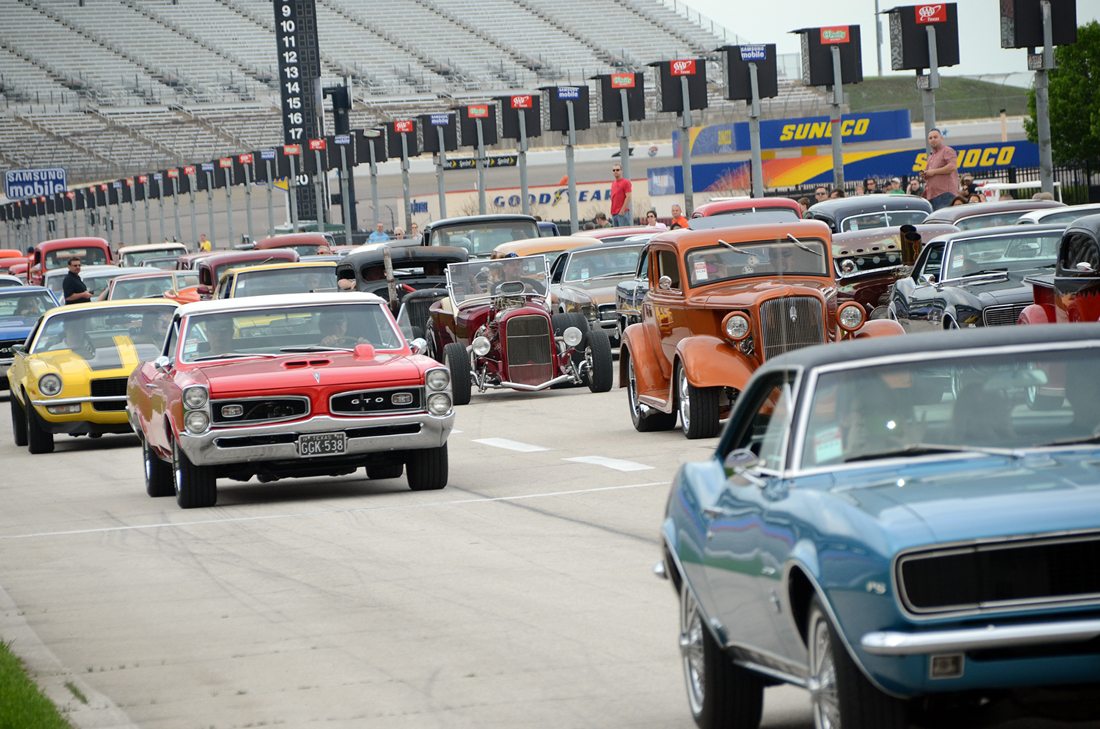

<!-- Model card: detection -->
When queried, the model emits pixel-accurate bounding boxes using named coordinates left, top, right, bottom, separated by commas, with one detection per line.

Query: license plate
left=298, top=432, right=346, bottom=457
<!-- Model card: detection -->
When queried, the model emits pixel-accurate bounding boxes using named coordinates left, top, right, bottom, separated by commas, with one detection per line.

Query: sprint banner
left=673, top=109, right=913, bottom=156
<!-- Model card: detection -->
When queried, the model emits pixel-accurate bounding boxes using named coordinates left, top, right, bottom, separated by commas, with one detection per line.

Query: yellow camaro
left=7, top=299, right=178, bottom=453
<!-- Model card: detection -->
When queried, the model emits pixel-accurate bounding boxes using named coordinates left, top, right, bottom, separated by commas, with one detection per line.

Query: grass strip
left=0, top=639, right=72, bottom=729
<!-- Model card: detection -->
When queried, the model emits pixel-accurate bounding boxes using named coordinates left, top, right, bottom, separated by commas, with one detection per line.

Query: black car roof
left=807, top=194, right=932, bottom=220
left=1063, top=213, right=1100, bottom=238
left=422, top=214, right=538, bottom=232
left=756, top=323, right=1100, bottom=377
left=339, top=245, right=468, bottom=270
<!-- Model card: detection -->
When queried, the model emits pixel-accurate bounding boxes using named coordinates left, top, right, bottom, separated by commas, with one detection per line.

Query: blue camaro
left=660, top=323, right=1100, bottom=729
left=0, top=286, right=57, bottom=390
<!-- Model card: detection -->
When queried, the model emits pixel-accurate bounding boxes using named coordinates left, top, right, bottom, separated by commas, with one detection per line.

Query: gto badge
left=789, top=306, right=798, bottom=323
left=313, top=373, right=321, bottom=383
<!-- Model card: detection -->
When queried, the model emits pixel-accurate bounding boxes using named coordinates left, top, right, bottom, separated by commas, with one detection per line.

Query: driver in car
left=46, top=316, right=97, bottom=358
left=495, top=255, right=545, bottom=295
left=204, top=318, right=236, bottom=357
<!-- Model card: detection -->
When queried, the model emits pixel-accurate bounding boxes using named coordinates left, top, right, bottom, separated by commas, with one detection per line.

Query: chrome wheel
left=628, top=355, right=643, bottom=418
left=680, top=584, right=706, bottom=717
left=808, top=608, right=841, bottom=729
left=678, top=367, right=691, bottom=432
left=172, top=440, right=183, bottom=496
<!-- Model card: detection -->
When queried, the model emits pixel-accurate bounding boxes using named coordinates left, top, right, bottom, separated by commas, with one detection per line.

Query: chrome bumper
left=179, top=411, right=453, bottom=466
left=31, top=395, right=127, bottom=407
left=861, top=618, right=1100, bottom=656
left=498, top=373, right=576, bottom=391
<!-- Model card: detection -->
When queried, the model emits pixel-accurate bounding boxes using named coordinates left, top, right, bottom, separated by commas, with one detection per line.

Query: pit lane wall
left=648, top=141, right=1041, bottom=194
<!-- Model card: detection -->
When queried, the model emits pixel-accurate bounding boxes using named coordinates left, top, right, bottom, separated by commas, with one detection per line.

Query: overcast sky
left=681, top=0, right=1100, bottom=84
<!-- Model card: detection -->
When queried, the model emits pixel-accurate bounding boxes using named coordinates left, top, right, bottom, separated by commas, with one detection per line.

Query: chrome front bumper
left=179, top=411, right=453, bottom=466
left=861, top=618, right=1100, bottom=656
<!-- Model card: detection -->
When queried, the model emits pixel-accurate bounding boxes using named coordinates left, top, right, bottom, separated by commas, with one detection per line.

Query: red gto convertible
left=127, top=292, right=454, bottom=508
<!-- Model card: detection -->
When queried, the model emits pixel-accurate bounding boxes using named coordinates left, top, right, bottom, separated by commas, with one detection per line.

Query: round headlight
left=724, top=314, right=750, bottom=341
left=427, top=392, right=452, bottom=416
left=471, top=336, right=491, bottom=357
left=183, top=387, right=208, bottom=410
left=425, top=368, right=450, bottom=391
left=838, top=303, right=866, bottom=331
left=839, top=258, right=856, bottom=275
left=38, top=373, right=63, bottom=397
left=563, top=326, right=583, bottom=348
left=184, top=410, right=210, bottom=434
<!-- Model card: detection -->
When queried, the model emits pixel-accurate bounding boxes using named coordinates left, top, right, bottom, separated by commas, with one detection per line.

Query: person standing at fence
left=920, top=129, right=959, bottom=211
left=610, top=164, right=632, bottom=227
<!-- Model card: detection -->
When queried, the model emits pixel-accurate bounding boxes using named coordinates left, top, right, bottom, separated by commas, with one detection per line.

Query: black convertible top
left=806, top=194, right=932, bottom=226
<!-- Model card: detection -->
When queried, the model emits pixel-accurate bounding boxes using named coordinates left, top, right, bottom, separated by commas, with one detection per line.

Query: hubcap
left=144, top=442, right=152, bottom=482
left=809, top=612, right=840, bottom=729
left=628, top=357, right=642, bottom=418
left=679, top=370, right=691, bottom=431
left=172, top=442, right=182, bottom=494
left=680, top=587, right=706, bottom=716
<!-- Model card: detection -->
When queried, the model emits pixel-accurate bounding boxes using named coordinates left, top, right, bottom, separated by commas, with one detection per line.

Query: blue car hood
left=832, top=450, right=1100, bottom=546
left=0, top=323, right=34, bottom=341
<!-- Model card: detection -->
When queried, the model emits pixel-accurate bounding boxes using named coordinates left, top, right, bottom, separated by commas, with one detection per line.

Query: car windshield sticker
left=814, top=426, right=844, bottom=463
left=580, top=268, right=589, bottom=280
left=694, top=261, right=708, bottom=281
left=951, top=254, right=964, bottom=270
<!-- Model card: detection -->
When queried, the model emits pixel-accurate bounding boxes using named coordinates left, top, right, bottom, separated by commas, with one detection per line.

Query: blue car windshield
left=0, top=292, right=55, bottom=325
left=800, top=347, right=1100, bottom=469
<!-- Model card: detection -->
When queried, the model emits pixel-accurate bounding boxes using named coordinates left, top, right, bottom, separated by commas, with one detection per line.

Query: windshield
left=800, top=347, right=1100, bottom=469
left=1037, top=209, right=1100, bottom=225
left=31, top=304, right=175, bottom=364
left=0, top=291, right=55, bottom=326
left=44, top=246, right=108, bottom=270
left=109, top=275, right=174, bottom=300
left=842, top=210, right=928, bottom=232
left=685, top=238, right=830, bottom=287
left=46, top=268, right=129, bottom=297
left=232, top=266, right=338, bottom=297
left=179, top=302, right=403, bottom=363
left=943, top=231, right=1060, bottom=278
left=141, top=258, right=180, bottom=271
left=563, top=246, right=641, bottom=282
left=432, top=221, right=540, bottom=258
left=121, top=248, right=183, bottom=266
left=212, top=258, right=292, bottom=284
left=704, top=208, right=800, bottom=224
left=446, top=256, right=549, bottom=305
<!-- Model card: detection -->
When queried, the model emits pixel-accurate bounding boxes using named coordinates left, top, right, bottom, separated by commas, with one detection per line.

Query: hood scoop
left=283, top=359, right=331, bottom=369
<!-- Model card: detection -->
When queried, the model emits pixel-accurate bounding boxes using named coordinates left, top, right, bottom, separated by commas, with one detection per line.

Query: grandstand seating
left=0, top=0, right=831, bottom=188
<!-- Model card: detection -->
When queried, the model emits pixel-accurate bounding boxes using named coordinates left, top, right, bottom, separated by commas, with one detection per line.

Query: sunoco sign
left=4, top=168, right=66, bottom=200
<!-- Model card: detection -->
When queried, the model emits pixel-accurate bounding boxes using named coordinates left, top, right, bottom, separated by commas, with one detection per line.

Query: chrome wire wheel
left=628, top=355, right=643, bottom=418
left=678, top=367, right=691, bottom=432
left=808, top=608, right=841, bottom=729
left=679, top=584, right=706, bottom=717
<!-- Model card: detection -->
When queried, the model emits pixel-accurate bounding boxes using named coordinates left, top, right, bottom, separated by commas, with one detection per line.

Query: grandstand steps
left=14, top=0, right=187, bottom=98
left=510, top=0, right=633, bottom=72
left=86, top=108, right=180, bottom=165
left=173, top=106, right=250, bottom=158
left=122, top=0, right=266, bottom=93
left=609, top=0, right=714, bottom=58
left=0, top=38, right=97, bottom=101
left=4, top=112, right=118, bottom=174
left=413, top=0, right=543, bottom=83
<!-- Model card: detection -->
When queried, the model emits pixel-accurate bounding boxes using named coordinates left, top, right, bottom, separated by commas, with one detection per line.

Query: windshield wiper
left=717, top=239, right=752, bottom=255
left=786, top=233, right=823, bottom=256
left=1040, top=433, right=1100, bottom=447
left=845, top=443, right=1022, bottom=463
left=279, top=346, right=353, bottom=352
left=191, top=352, right=277, bottom=362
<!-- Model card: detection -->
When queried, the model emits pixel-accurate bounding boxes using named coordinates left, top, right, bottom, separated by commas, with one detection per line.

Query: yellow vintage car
left=7, top=299, right=178, bottom=453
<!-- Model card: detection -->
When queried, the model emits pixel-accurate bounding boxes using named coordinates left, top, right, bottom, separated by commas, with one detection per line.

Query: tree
left=1026, top=21, right=1100, bottom=165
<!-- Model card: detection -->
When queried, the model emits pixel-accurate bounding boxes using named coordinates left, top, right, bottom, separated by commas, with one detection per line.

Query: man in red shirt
left=920, top=129, right=959, bottom=210
left=610, top=164, right=633, bottom=227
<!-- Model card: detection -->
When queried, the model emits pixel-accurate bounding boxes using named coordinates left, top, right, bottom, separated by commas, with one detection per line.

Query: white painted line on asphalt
left=563, top=456, right=654, bottom=472
left=451, top=429, right=463, bottom=434
left=472, top=437, right=550, bottom=452
left=0, top=481, right=668, bottom=540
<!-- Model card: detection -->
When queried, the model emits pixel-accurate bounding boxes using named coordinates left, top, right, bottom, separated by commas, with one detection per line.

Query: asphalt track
left=0, top=380, right=818, bottom=729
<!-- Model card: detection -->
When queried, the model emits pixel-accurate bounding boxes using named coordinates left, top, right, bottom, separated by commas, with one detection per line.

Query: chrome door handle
left=761, top=566, right=777, bottom=576
left=702, top=507, right=725, bottom=518
left=144, top=382, right=156, bottom=388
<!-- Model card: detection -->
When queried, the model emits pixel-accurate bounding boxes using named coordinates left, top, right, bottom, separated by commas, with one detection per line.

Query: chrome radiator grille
left=504, top=315, right=554, bottom=386
left=982, top=303, right=1028, bottom=327
left=898, top=532, right=1100, bottom=616
left=759, top=296, right=825, bottom=361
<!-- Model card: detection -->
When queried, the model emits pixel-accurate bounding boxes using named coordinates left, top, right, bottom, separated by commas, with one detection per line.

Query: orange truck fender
left=619, top=323, right=668, bottom=398
left=852, top=319, right=905, bottom=339
left=675, top=335, right=757, bottom=391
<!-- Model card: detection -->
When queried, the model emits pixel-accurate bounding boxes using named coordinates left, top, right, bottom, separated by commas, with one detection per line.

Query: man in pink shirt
left=610, top=164, right=633, bottom=227
left=920, top=128, right=959, bottom=210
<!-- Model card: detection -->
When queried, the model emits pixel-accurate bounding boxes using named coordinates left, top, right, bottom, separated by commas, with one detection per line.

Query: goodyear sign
left=651, top=141, right=1040, bottom=192
left=674, top=109, right=912, bottom=156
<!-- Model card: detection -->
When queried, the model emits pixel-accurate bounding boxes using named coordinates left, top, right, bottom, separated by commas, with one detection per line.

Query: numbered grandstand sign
left=4, top=168, right=66, bottom=201
left=511, top=95, right=533, bottom=109
left=671, top=59, right=696, bottom=76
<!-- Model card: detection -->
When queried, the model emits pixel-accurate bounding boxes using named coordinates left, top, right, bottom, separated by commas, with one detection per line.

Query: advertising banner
left=674, top=109, right=912, bottom=156
left=4, top=168, right=67, bottom=200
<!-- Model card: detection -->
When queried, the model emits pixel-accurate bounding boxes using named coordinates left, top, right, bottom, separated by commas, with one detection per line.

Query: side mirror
left=658, top=275, right=672, bottom=290
left=917, top=273, right=936, bottom=286
left=197, top=284, right=212, bottom=300
left=409, top=337, right=428, bottom=355
left=723, top=448, right=766, bottom=487
left=12, top=344, right=25, bottom=355
left=153, top=355, right=171, bottom=373
left=1076, top=261, right=1094, bottom=273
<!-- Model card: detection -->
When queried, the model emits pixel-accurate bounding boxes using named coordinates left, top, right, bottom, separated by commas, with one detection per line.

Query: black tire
left=625, top=349, right=677, bottom=432
left=552, top=312, right=588, bottom=338
left=367, top=463, right=404, bottom=480
left=585, top=329, right=614, bottom=393
left=425, top=322, right=443, bottom=362
left=173, top=437, right=216, bottom=508
left=144, top=437, right=174, bottom=497
left=25, top=396, right=54, bottom=454
left=807, top=596, right=907, bottom=729
left=10, top=392, right=28, bottom=447
left=443, top=342, right=471, bottom=406
left=406, top=443, right=448, bottom=491
left=677, top=364, right=721, bottom=440
left=679, top=582, right=764, bottom=729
